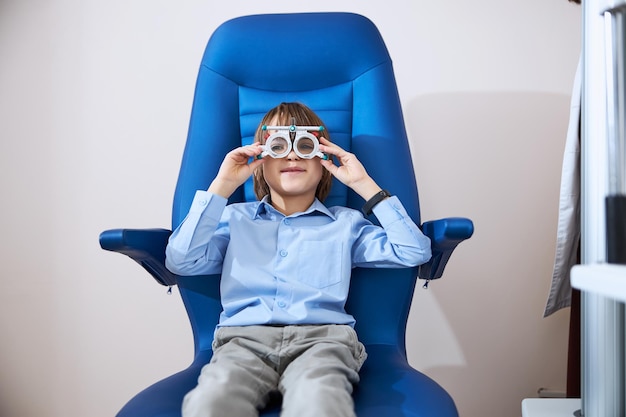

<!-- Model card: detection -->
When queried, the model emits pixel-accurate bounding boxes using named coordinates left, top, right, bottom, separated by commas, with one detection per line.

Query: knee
left=281, top=377, right=356, bottom=417
left=182, top=382, right=259, bottom=417
left=182, top=383, right=229, bottom=417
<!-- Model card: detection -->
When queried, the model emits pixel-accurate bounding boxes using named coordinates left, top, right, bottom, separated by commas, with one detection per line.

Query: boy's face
left=261, top=117, right=324, bottom=203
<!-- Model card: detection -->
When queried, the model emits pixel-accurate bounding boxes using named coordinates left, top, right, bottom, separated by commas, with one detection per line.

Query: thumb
left=248, top=157, right=265, bottom=172
left=320, top=158, right=337, bottom=174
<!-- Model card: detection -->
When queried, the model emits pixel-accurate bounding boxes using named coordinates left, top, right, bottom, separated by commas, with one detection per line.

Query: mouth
left=281, top=166, right=305, bottom=173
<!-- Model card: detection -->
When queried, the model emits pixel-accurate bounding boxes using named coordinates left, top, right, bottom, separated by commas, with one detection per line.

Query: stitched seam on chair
left=351, top=59, right=391, bottom=82
left=201, top=59, right=391, bottom=91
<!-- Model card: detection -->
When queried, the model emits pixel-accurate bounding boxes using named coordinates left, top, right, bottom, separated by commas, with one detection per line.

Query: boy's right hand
left=207, top=143, right=265, bottom=198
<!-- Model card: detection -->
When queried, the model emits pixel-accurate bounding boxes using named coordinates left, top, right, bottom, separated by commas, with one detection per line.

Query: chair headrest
left=202, top=12, right=391, bottom=91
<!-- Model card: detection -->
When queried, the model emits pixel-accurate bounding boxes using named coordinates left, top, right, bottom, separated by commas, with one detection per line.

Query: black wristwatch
left=362, top=190, right=391, bottom=215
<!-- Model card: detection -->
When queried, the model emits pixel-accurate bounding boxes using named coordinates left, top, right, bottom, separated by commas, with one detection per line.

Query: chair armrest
left=418, top=217, right=474, bottom=280
left=99, top=228, right=177, bottom=286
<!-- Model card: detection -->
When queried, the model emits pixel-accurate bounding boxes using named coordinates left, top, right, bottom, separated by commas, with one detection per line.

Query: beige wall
left=0, top=1, right=581, bottom=416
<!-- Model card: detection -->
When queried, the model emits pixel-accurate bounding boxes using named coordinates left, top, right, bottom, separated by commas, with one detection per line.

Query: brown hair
left=253, top=102, right=333, bottom=201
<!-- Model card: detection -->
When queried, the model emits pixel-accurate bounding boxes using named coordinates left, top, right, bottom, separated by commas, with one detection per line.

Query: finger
left=248, top=157, right=265, bottom=171
left=241, top=143, right=263, bottom=155
left=319, top=139, right=348, bottom=158
left=319, top=158, right=338, bottom=175
left=230, top=144, right=263, bottom=162
left=319, top=143, right=340, bottom=157
left=318, top=137, right=337, bottom=150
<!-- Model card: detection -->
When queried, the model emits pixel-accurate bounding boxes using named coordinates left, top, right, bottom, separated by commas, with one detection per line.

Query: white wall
left=0, top=1, right=581, bottom=416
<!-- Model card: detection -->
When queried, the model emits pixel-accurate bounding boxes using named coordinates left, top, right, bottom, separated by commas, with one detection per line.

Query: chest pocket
left=297, top=241, right=344, bottom=289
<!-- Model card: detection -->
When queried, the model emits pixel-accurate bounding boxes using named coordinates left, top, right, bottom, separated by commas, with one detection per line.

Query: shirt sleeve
left=165, top=190, right=229, bottom=276
left=352, top=196, right=432, bottom=268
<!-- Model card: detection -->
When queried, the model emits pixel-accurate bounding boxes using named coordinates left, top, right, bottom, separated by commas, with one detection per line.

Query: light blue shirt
left=165, top=191, right=431, bottom=328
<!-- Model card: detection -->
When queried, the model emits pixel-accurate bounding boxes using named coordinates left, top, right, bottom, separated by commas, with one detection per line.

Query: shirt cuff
left=189, top=190, right=228, bottom=218
left=371, top=195, right=408, bottom=225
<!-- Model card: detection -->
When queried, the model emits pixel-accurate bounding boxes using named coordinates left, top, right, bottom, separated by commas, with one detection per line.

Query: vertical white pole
left=581, top=0, right=625, bottom=415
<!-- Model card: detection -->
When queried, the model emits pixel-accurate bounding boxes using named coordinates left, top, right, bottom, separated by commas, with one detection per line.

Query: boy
left=165, top=102, right=431, bottom=417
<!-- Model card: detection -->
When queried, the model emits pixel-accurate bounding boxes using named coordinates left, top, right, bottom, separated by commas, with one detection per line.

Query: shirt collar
left=253, top=196, right=336, bottom=220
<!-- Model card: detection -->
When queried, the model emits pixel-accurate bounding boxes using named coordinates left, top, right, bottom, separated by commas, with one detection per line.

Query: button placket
left=273, top=217, right=295, bottom=315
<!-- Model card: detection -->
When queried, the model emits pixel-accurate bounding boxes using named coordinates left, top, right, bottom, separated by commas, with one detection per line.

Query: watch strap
left=362, top=189, right=391, bottom=215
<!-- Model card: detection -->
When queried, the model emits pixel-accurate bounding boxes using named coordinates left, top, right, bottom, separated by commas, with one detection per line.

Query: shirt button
left=279, top=250, right=288, bottom=257
left=198, top=199, right=208, bottom=206
left=283, top=219, right=291, bottom=225
left=277, top=301, right=286, bottom=308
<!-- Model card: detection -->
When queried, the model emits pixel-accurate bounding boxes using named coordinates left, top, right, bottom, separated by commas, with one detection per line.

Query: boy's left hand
left=319, top=137, right=383, bottom=201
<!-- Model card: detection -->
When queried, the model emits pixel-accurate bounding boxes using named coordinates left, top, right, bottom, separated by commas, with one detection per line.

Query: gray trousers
left=182, top=324, right=367, bottom=417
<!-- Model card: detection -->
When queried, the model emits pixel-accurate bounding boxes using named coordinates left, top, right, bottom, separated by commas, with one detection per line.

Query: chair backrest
left=173, top=12, right=422, bottom=357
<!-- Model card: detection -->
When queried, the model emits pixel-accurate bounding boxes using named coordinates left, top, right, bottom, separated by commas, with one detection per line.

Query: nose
left=286, top=150, right=300, bottom=160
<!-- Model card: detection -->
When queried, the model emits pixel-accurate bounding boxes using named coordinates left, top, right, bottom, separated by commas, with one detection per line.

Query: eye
left=267, top=136, right=290, bottom=154
left=296, top=138, right=316, bottom=154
